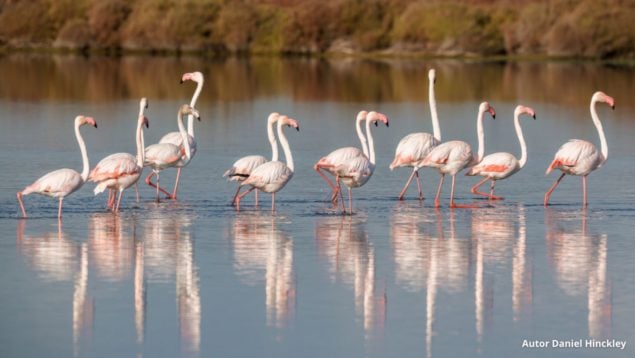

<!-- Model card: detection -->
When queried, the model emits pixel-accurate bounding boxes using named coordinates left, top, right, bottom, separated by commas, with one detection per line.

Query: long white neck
left=590, top=99, right=608, bottom=162
left=365, top=119, right=376, bottom=165
left=514, top=113, right=528, bottom=168
left=429, top=77, right=441, bottom=141
left=75, top=123, right=90, bottom=182
left=277, top=121, right=294, bottom=172
left=178, top=110, right=191, bottom=160
left=476, top=108, right=486, bottom=163
left=187, top=79, right=203, bottom=136
left=356, top=116, right=369, bottom=157
left=135, top=118, right=145, bottom=168
left=268, top=118, right=279, bottom=162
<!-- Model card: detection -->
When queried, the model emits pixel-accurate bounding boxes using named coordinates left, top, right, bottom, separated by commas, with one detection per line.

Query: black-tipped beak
left=180, top=79, right=184, bottom=84
left=296, top=126, right=300, bottom=131
left=385, top=122, right=389, bottom=127
left=145, top=104, right=149, bottom=109
left=434, top=79, right=436, bottom=85
left=533, top=114, right=536, bottom=120
left=94, top=123, right=98, bottom=128
left=374, top=121, right=378, bottom=127
left=197, top=116, right=201, bottom=122
left=492, top=114, right=496, bottom=119
left=145, top=121, right=149, bottom=128
left=611, top=105, right=615, bottom=110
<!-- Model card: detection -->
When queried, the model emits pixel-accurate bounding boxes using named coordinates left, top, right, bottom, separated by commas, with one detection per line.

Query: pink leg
left=145, top=171, right=171, bottom=198
left=434, top=174, right=445, bottom=208
left=544, top=173, right=566, bottom=207
left=58, top=197, right=63, bottom=219
left=231, top=185, right=241, bottom=206
left=255, top=189, right=259, bottom=207
left=170, top=167, right=181, bottom=200
left=415, top=171, right=423, bottom=201
left=236, top=187, right=255, bottom=211
left=398, top=170, right=417, bottom=200
left=471, top=177, right=491, bottom=198
left=271, top=192, right=275, bottom=212
left=336, top=176, right=346, bottom=212
left=582, top=175, right=587, bottom=208
left=347, top=187, right=353, bottom=215
left=155, top=172, right=160, bottom=202
left=315, top=164, right=338, bottom=202
left=450, top=175, right=480, bottom=209
left=489, top=180, right=503, bottom=201
left=17, top=192, right=27, bottom=218
left=115, top=190, right=124, bottom=212
left=135, top=183, right=139, bottom=203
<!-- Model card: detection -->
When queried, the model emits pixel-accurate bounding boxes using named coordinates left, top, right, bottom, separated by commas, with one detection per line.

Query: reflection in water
left=512, top=208, right=532, bottom=322
left=134, top=241, right=145, bottom=348
left=73, top=243, right=90, bottom=357
left=230, top=213, right=295, bottom=330
left=88, top=214, right=134, bottom=281
left=545, top=210, right=611, bottom=338
left=176, top=225, right=201, bottom=353
left=315, top=216, right=386, bottom=340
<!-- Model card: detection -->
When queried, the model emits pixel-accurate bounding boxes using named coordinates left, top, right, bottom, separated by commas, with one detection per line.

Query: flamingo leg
left=169, top=167, right=181, bottom=200
left=489, top=180, right=503, bottom=201
left=230, top=185, right=242, bottom=206
left=135, top=183, right=139, bottom=203
left=450, top=175, right=481, bottom=209
left=145, top=171, right=171, bottom=198
left=58, top=197, right=63, bottom=219
left=315, top=164, right=338, bottom=202
left=470, top=177, right=491, bottom=198
left=415, top=171, right=423, bottom=201
left=17, top=192, right=27, bottom=218
left=348, top=187, right=353, bottom=215
left=544, top=173, right=566, bottom=207
left=398, top=170, right=417, bottom=201
left=583, top=175, right=588, bottom=208
left=434, top=174, right=445, bottom=208
left=336, top=176, right=346, bottom=212
left=271, top=192, right=275, bottom=212
left=115, top=189, right=124, bottom=212
left=255, top=189, right=259, bottom=207
left=236, top=186, right=255, bottom=211
left=155, top=172, right=160, bottom=202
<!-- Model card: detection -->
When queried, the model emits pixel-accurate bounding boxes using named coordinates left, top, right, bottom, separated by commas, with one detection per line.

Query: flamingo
left=466, top=105, right=536, bottom=201
left=144, top=104, right=200, bottom=202
left=333, top=111, right=390, bottom=214
left=314, top=110, right=371, bottom=203
left=89, top=98, right=150, bottom=212
left=223, top=112, right=280, bottom=206
left=390, top=68, right=441, bottom=200
left=17, top=115, right=98, bottom=219
left=419, top=102, right=496, bottom=208
left=235, top=115, right=300, bottom=212
left=544, top=91, right=614, bottom=207
left=147, top=71, right=204, bottom=199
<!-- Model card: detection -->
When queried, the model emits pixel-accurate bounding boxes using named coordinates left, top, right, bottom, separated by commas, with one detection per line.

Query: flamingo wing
left=242, top=161, right=293, bottom=190
left=224, top=155, right=268, bottom=180
left=90, top=153, right=140, bottom=181
left=144, top=143, right=182, bottom=168
left=319, top=147, right=364, bottom=166
left=547, top=139, right=600, bottom=174
left=391, top=132, right=439, bottom=169
left=336, top=156, right=372, bottom=180
left=24, top=168, right=83, bottom=197
left=159, top=132, right=197, bottom=160
left=467, top=152, right=517, bottom=177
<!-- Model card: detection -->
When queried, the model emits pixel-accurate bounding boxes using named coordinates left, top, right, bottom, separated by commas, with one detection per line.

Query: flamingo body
left=144, top=144, right=183, bottom=170
left=468, top=152, right=519, bottom=180
left=241, top=161, right=293, bottom=193
left=546, top=140, right=603, bottom=176
left=336, top=157, right=374, bottom=188
left=224, top=155, right=268, bottom=182
left=159, top=132, right=196, bottom=167
left=317, top=147, right=365, bottom=175
left=23, top=168, right=84, bottom=198
left=90, top=153, right=142, bottom=194
left=390, top=132, right=439, bottom=169
left=421, top=140, right=474, bottom=175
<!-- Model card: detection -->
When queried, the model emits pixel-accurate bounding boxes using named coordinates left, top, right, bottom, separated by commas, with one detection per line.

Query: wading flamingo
left=148, top=71, right=204, bottom=199
left=390, top=69, right=441, bottom=200
left=544, top=91, right=614, bottom=207
left=224, top=112, right=280, bottom=206
left=145, top=105, right=200, bottom=202
left=314, top=111, right=371, bottom=204
left=17, top=115, right=98, bottom=219
left=466, top=105, right=536, bottom=201
left=235, top=115, right=300, bottom=212
left=333, top=111, right=390, bottom=214
left=419, top=102, right=496, bottom=208
left=89, top=98, right=150, bottom=212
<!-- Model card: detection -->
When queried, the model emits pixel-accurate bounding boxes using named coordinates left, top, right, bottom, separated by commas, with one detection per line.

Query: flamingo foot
left=450, top=202, right=482, bottom=209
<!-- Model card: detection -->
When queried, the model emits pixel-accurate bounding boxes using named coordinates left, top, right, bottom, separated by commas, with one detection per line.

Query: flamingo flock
left=16, top=69, right=616, bottom=219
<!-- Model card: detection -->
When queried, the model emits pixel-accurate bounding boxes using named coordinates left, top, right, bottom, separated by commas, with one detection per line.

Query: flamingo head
left=279, top=115, right=300, bottom=131
left=356, top=110, right=369, bottom=122
left=76, top=115, right=97, bottom=128
left=593, top=91, right=615, bottom=110
left=140, top=97, right=149, bottom=111
left=515, top=105, right=536, bottom=120
left=180, top=104, right=201, bottom=121
left=181, top=71, right=204, bottom=84
left=480, top=102, right=496, bottom=119
left=367, top=111, right=390, bottom=127
left=428, top=68, right=436, bottom=84
left=267, top=112, right=280, bottom=124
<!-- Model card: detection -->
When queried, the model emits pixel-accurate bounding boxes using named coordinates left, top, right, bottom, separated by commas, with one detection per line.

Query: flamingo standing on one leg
left=390, top=68, right=441, bottom=201
left=466, top=105, right=536, bottom=201
left=224, top=112, right=280, bottom=206
left=314, top=111, right=371, bottom=204
left=235, top=115, right=300, bottom=212
left=17, top=115, right=98, bottom=219
left=145, top=104, right=200, bottom=202
left=419, top=102, right=496, bottom=209
left=89, top=98, right=150, bottom=212
left=333, top=111, right=390, bottom=214
left=147, top=71, right=204, bottom=199
left=544, top=91, right=614, bottom=208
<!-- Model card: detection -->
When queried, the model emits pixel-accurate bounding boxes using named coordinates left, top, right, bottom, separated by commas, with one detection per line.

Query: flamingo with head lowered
left=235, top=115, right=300, bottom=212
left=544, top=91, right=614, bottom=207
left=466, top=105, right=536, bottom=201
left=419, top=102, right=496, bottom=208
left=89, top=98, right=150, bottom=212
left=17, top=115, right=98, bottom=219
left=147, top=71, right=204, bottom=200
left=224, top=112, right=280, bottom=206
left=145, top=104, right=200, bottom=202
left=390, top=69, right=441, bottom=201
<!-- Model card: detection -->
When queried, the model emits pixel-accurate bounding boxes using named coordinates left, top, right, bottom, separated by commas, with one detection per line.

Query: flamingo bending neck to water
left=390, top=68, right=441, bottom=200
left=89, top=98, right=150, bottom=212
left=544, top=91, right=614, bottom=207
left=17, top=115, right=98, bottom=219
left=419, top=102, right=496, bottom=208
left=466, top=105, right=536, bottom=201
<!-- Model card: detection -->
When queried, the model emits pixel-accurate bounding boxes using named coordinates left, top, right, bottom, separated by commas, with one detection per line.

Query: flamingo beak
left=533, top=114, right=536, bottom=120
left=374, top=121, right=378, bottom=127
left=611, top=104, right=615, bottom=110
left=144, top=116, right=149, bottom=128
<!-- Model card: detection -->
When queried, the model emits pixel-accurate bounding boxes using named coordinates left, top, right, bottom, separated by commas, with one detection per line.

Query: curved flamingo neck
left=365, top=118, right=376, bottom=165
left=187, top=79, right=204, bottom=136
left=514, top=112, right=528, bottom=168
left=277, top=120, right=294, bottom=172
left=356, top=115, right=369, bottom=157
left=590, top=98, right=608, bottom=162
left=429, top=76, right=441, bottom=141
left=476, top=107, right=486, bottom=163
left=75, top=121, right=90, bottom=182
left=135, top=117, right=145, bottom=168
left=268, top=117, right=279, bottom=162
left=178, top=109, right=191, bottom=160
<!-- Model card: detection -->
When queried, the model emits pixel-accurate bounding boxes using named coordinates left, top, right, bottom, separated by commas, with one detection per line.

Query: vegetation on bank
left=0, top=0, right=634, bottom=59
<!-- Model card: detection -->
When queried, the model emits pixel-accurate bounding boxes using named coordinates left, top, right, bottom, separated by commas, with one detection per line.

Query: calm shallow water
left=1, top=55, right=634, bottom=357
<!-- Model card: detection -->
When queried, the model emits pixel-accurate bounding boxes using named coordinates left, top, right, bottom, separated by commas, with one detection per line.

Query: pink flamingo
left=333, top=111, right=389, bottom=214
left=235, top=115, right=300, bottom=212
left=466, top=105, right=536, bottom=200
left=390, top=69, right=441, bottom=200
left=419, top=102, right=496, bottom=208
left=144, top=104, right=200, bottom=202
left=544, top=91, right=614, bottom=207
left=17, top=115, right=98, bottom=219
left=89, top=98, right=150, bottom=212
left=147, top=71, right=204, bottom=199
left=314, top=110, right=371, bottom=203
left=224, top=112, right=280, bottom=206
